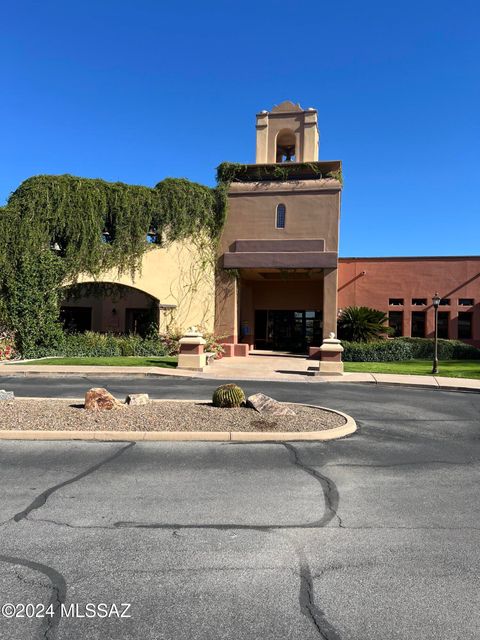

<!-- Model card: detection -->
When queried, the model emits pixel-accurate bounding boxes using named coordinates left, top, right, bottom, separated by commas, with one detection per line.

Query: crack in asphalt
left=297, top=548, right=342, bottom=640
left=280, top=444, right=344, bottom=638
left=322, top=459, right=478, bottom=469
left=13, top=442, right=135, bottom=522
left=281, top=442, right=342, bottom=528
left=0, top=554, right=67, bottom=640
left=7, top=516, right=480, bottom=532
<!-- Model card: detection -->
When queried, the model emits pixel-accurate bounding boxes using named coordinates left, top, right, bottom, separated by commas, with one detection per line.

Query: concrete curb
left=0, top=401, right=356, bottom=442
left=1, top=366, right=480, bottom=392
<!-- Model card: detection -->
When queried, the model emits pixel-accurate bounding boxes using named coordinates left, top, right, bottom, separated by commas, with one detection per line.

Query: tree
left=337, top=306, right=393, bottom=343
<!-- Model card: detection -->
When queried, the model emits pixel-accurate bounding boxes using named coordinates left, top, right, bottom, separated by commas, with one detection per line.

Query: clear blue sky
left=1, top=1, right=479, bottom=256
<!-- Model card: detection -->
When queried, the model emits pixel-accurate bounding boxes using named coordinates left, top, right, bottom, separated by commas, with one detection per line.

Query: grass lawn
left=344, top=360, right=480, bottom=379
left=15, top=356, right=178, bottom=368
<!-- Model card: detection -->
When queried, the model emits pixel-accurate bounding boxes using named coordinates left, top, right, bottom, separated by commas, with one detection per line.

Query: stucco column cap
left=179, top=326, right=206, bottom=345
left=320, top=333, right=344, bottom=353
left=179, top=337, right=207, bottom=345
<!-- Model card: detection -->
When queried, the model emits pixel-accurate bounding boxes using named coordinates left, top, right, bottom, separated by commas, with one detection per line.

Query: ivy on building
left=216, top=161, right=343, bottom=184
left=0, top=174, right=227, bottom=356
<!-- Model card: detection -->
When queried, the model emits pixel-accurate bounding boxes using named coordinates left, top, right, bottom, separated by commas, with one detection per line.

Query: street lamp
left=432, top=292, right=441, bottom=374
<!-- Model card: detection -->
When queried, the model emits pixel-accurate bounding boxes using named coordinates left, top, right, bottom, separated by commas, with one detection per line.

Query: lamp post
left=432, top=292, right=441, bottom=374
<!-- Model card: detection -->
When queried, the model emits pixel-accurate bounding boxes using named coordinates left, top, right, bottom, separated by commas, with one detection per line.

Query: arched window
left=276, top=204, right=286, bottom=229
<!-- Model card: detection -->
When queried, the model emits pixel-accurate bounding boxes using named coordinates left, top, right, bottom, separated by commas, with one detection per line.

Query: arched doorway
left=60, top=282, right=162, bottom=337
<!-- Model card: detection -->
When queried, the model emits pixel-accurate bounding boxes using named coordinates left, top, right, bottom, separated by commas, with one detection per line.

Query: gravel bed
left=0, top=400, right=346, bottom=432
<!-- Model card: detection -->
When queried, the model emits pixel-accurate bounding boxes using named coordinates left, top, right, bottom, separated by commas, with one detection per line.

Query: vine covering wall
left=0, top=174, right=227, bottom=355
left=216, top=161, right=343, bottom=184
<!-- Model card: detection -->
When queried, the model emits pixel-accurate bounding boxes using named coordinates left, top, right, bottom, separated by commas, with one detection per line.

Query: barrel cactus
left=212, top=383, right=246, bottom=408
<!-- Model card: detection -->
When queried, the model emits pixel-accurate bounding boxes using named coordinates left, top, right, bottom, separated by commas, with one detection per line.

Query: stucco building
left=61, top=101, right=480, bottom=349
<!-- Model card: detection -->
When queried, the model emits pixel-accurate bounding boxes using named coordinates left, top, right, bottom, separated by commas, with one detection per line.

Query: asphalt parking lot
left=0, top=376, right=479, bottom=639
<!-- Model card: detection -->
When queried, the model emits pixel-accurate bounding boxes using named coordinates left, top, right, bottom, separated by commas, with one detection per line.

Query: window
left=458, top=298, right=474, bottom=306
left=276, top=204, right=286, bottom=229
left=412, top=298, right=427, bottom=306
left=458, top=312, right=473, bottom=339
left=437, top=311, right=449, bottom=339
left=389, top=298, right=404, bottom=306
left=411, top=311, right=426, bottom=337
left=101, top=228, right=112, bottom=244
left=146, top=227, right=159, bottom=244
left=60, top=307, right=92, bottom=333
left=388, top=311, right=403, bottom=337
left=439, top=298, right=450, bottom=306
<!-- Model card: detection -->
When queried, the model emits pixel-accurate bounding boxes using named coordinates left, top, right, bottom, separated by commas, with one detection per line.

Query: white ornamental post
left=177, top=327, right=207, bottom=371
left=316, top=332, right=344, bottom=376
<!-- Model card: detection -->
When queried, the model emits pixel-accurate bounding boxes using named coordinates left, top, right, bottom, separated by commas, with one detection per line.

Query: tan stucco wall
left=215, top=180, right=341, bottom=341
left=72, top=238, right=215, bottom=333
left=219, top=181, right=341, bottom=254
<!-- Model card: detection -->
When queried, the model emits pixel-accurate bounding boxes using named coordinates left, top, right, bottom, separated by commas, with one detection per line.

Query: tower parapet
left=255, top=101, right=319, bottom=164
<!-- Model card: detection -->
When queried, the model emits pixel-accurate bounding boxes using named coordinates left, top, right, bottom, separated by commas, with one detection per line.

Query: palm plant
left=337, top=306, right=393, bottom=342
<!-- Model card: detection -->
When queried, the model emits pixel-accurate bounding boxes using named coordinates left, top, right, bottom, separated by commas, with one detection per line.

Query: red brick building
left=338, top=257, right=480, bottom=347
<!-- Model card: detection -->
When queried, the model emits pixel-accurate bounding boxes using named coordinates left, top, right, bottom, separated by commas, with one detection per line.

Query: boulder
left=247, top=393, right=296, bottom=416
left=125, top=393, right=150, bottom=406
left=84, top=388, right=121, bottom=411
left=0, top=390, right=14, bottom=402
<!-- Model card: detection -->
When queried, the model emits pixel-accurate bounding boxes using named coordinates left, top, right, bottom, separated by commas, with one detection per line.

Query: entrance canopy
left=223, top=239, right=337, bottom=269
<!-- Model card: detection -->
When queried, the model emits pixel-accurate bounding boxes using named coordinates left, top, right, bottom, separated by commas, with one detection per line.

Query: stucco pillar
left=255, top=112, right=269, bottom=163
left=316, top=333, right=344, bottom=376
left=177, top=327, right=207, bottom=371
left=214, top=270, right=238, bottom=343
left=323, top=268, right=338, bottom=339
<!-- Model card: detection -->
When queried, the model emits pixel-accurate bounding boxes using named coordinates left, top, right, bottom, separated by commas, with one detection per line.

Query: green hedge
left=23, top=332, right=171, bottom=359
left=342, top=338, right=480, bottom=362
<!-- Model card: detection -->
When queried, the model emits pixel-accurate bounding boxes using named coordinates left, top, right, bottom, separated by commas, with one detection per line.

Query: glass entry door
left=254, top=310, right=322, bottom=352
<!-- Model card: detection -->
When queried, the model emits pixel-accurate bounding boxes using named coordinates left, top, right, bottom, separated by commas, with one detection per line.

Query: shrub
left=212, top=384, right=246, bottom=408
left=338, top=306, right=393, bottom=342
left=19, top=331, right=170, bottom=359
left=16, top=326, right=228, bottom=359
left=3, top=251, right=66, bottom=358
left=0, top=326, right=17, bottom=361
left=342, top=338, right=480, bottom=362
left=342, top=339, right=412, bottom=362
left=160, top=326, right=183, bottom=356
left=201, top=328, right=226, bottom=359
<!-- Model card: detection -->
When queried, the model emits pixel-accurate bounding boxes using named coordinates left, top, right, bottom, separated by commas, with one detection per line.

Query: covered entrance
left=237, top=267, right=328, bottom=353
left=254, top=310, right=322, bottom=352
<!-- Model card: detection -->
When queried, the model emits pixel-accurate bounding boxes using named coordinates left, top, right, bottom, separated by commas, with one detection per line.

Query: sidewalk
left=1, top=355, right=480, bottom=392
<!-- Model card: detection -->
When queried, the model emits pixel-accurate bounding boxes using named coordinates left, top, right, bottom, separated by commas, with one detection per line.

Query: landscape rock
left=247, top=393, right=296, bottom=416
left=125, top=393, right=150, bottom=406
left=84, top=388, right=122, bottom=411
left=0, top=390, right=14, bottom=402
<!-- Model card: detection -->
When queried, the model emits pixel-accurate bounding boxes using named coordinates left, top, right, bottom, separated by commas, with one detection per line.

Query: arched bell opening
left=275, top=129, right=297, bottom=163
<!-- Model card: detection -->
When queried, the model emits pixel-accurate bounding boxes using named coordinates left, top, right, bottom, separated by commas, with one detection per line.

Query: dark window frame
left=275, top=203, right=286, bottom=229
left=411, top=311, right=426, bottom=338
left=388, top=311, right=403, bottom=337
left=437, top=311, right=449, bottom=339
left=458, top=312, right=473, bottom=340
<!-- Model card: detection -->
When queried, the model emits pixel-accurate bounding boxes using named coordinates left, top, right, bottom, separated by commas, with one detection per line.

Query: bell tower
left=255, top=101, right=319, bottom=164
